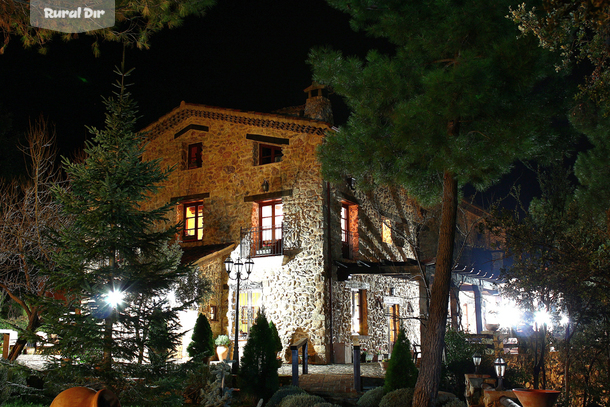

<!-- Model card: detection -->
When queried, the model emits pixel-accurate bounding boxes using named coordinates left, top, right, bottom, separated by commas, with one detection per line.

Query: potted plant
left=215, top=335, right=231, bottom=361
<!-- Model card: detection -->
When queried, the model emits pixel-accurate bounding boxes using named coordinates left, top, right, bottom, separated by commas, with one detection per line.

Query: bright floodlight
left=535, top=309, right=552, bottom=328
left=498, top=301, right=521, bottom=328
left=106, top=290, right=125, bottom=308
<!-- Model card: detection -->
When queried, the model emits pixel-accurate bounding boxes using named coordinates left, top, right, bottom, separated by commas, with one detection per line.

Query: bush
left=379, top=388, right=414, bottom=407
left=279, top=394, right=326, bottom=407
left=0, top=360, right=47, bottom=406
left=441, top=330, right=483, bottom=398
left=239, top=311, right=280, bottom=401
left=357, top=386, right=386, bottom=407
left=435, top=391, right=458, bottom=407
left=439, top=400, right=466, bottom=407
left=188, top=313, right=214, bottom=360
left=266, top=386, right=306, bottom=407
left=384, top=329, right=418, bottom=392
left=269, top=321, right=283, bottom=356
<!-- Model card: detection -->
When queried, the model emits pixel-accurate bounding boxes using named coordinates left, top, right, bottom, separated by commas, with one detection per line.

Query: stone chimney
left=303, top=83, right=333, bottom=124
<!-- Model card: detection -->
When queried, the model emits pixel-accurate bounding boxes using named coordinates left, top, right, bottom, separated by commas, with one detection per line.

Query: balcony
left=240, top=224, right=299, bottom=257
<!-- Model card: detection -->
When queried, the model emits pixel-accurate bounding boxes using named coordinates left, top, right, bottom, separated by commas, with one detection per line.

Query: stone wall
left=329, top=183, right=423, bottom=361
left=141, top=102, right=332, bottom=362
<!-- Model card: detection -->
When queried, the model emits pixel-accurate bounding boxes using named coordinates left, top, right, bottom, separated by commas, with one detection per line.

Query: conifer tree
left=43, top=66, right=201, bottom=378
left=187, top=313, right=214, bottom=361
left=384, top=329, right=418, bottom=393
left=239, top=311, right=279, bottom=402
left=309, top=1, right=566, bottom=406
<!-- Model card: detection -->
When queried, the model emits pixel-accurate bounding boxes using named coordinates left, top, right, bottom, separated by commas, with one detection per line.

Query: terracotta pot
left=216, top=345, right=229, bottom=361
left=513, top=389, right=560, bottom=407
left=50, top=387, right=120, bottom=407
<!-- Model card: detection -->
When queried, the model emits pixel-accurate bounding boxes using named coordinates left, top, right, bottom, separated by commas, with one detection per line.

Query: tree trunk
left=449, top=282, right=459, bottom=330
left=412, top=170, right=459, bottom=407
left=7, top=309, right=40, bottom=361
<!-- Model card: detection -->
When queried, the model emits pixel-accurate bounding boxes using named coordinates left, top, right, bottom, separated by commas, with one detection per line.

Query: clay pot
left=50, top=387, right=120, bottom=407
left=513, top=389, right=560, bottom=407
left=216, top=345, right=229, bottom=361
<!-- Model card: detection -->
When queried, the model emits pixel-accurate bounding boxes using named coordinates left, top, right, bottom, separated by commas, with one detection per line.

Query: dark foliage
left=384, top=329, right=418, bottom=393
left=239, top=311, right=280, bottom=402
left=187, top=313, right=214, bottom=360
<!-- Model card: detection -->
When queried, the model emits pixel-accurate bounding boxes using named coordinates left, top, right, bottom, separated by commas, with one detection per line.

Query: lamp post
left=473, top=352, right=482, bottom=374
left=225, top=256, right=253, bottom=373
left=494, top=357, right=507, bottom=391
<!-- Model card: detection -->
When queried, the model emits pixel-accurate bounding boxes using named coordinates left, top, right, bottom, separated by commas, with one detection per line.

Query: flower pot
left=365, top=353, right=373, bottom=362
left=513, top=389, right=560, bottom=407
left=216, top=345, right=229, bottom=361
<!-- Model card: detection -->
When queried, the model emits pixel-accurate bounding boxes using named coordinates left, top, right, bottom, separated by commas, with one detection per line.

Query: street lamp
left=473, top=352, right=482, bottom=374
left=494, top=357, right=507, bottom=391
left=225, top=256, right=253, bottom=373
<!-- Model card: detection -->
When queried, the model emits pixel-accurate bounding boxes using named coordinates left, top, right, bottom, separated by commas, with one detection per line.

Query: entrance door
left=238, top=290, right=262, bottom=339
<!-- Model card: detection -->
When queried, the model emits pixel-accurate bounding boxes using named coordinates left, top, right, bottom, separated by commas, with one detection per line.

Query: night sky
left=1, top=0, right=390, bottom=157
left=0, top=0, right=542, bottom=206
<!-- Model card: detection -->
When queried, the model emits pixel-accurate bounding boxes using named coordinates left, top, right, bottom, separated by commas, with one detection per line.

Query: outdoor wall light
left=494, top=357, right=507, bottom=390
left=473, top=352, right=482, bottom=373
left=262, top=179, right=269, bottom=192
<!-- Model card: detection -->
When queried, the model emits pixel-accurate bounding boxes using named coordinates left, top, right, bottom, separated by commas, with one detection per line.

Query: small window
left=259, top=144, right=283, bottom=165
left=389, top=304, right=400, bottom=345
left=209, top=305, right=218, bottom=322
left=351, top=289, right=368, bottom=335
left=341, top=202, right=358, bottom=259
left=188, top=143, right=203, bottom=169
left=183, top=201, right=204, bottom=240
left=382, top=217, right=392, bottom=244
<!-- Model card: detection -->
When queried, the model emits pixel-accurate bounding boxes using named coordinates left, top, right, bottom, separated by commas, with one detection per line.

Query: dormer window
left=260, top=144, right=283, bottom=165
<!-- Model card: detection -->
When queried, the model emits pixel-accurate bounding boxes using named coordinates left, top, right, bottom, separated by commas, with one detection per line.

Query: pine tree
left=187, top=313, right=214, bottom=361
left=239, top=311, right=279, bottom=401
left=309, top=1, right=566, bottom=406
left=43, top=66, right=200, bottom=379
left=384, top=329, right=418, bottom=393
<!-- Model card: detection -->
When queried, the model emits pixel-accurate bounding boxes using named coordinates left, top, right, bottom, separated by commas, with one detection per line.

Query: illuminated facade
left=141, top=86, right=423, bottom=363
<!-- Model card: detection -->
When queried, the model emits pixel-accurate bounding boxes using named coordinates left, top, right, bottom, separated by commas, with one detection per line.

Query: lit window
left=382, top=217, right=392, bottom=244
left=183, top=202, right=203, bottom=240
left=188, top=143, right=202, bottom=169
left=239, top=291, right=262, bottom=339
left=209, top=305, right=218, bottom=322
left=342, top=202, right=358, bottom=259
left=259, top=144, right=283, bottom=165
left=389, top=304, right=400, bottom=345
left=256, top=199, right=283, bottom=255
left=351, top=289, right=368, bottom=335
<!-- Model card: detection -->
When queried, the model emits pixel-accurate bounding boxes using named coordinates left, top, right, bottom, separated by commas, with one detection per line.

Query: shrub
left=215, top=334, right=231, bottom=346
left=269, top=321, right=283, bottom=356
left=279, top=394, right=326, bottom=407
left=266, top=386, right=306, bottom=407
left=441, top=330, right=483, bottom=397
left=439, top=400, right=466, bottom=407
left=188, top=313, right=214, bottom=360
left=384, top=329, right=418, bottom=392
left=357, top=386, right=386, bottom=407
left=435, top=391, right=458, bottom=407
left=239, top=311, right=280, bottom=401
left=379, top=388, right=414, bottom=407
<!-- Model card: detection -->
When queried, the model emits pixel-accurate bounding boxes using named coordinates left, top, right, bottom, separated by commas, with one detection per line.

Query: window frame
left=183, top=201, right=204, bottom=241
left=351, top=289, right=368, bottom=335
left=187, top=143, right=203, bottom=169
left=259, top=144, right=283, bottom=165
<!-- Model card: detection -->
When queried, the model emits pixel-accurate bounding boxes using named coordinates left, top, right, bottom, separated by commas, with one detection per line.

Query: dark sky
left=0, top=0, right=553, bottom=207
left=0, top=0, right=390, bottom=157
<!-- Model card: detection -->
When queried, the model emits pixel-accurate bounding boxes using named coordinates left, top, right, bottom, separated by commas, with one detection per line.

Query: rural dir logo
left=30, top=0, right=115, bottom=33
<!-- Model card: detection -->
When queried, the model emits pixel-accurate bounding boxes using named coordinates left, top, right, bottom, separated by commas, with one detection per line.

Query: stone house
left=140, top=85, right=423, bottom=364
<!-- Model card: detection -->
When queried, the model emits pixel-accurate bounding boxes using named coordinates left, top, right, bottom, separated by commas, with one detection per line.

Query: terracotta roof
left=142, top=102, right=331, bottom=140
